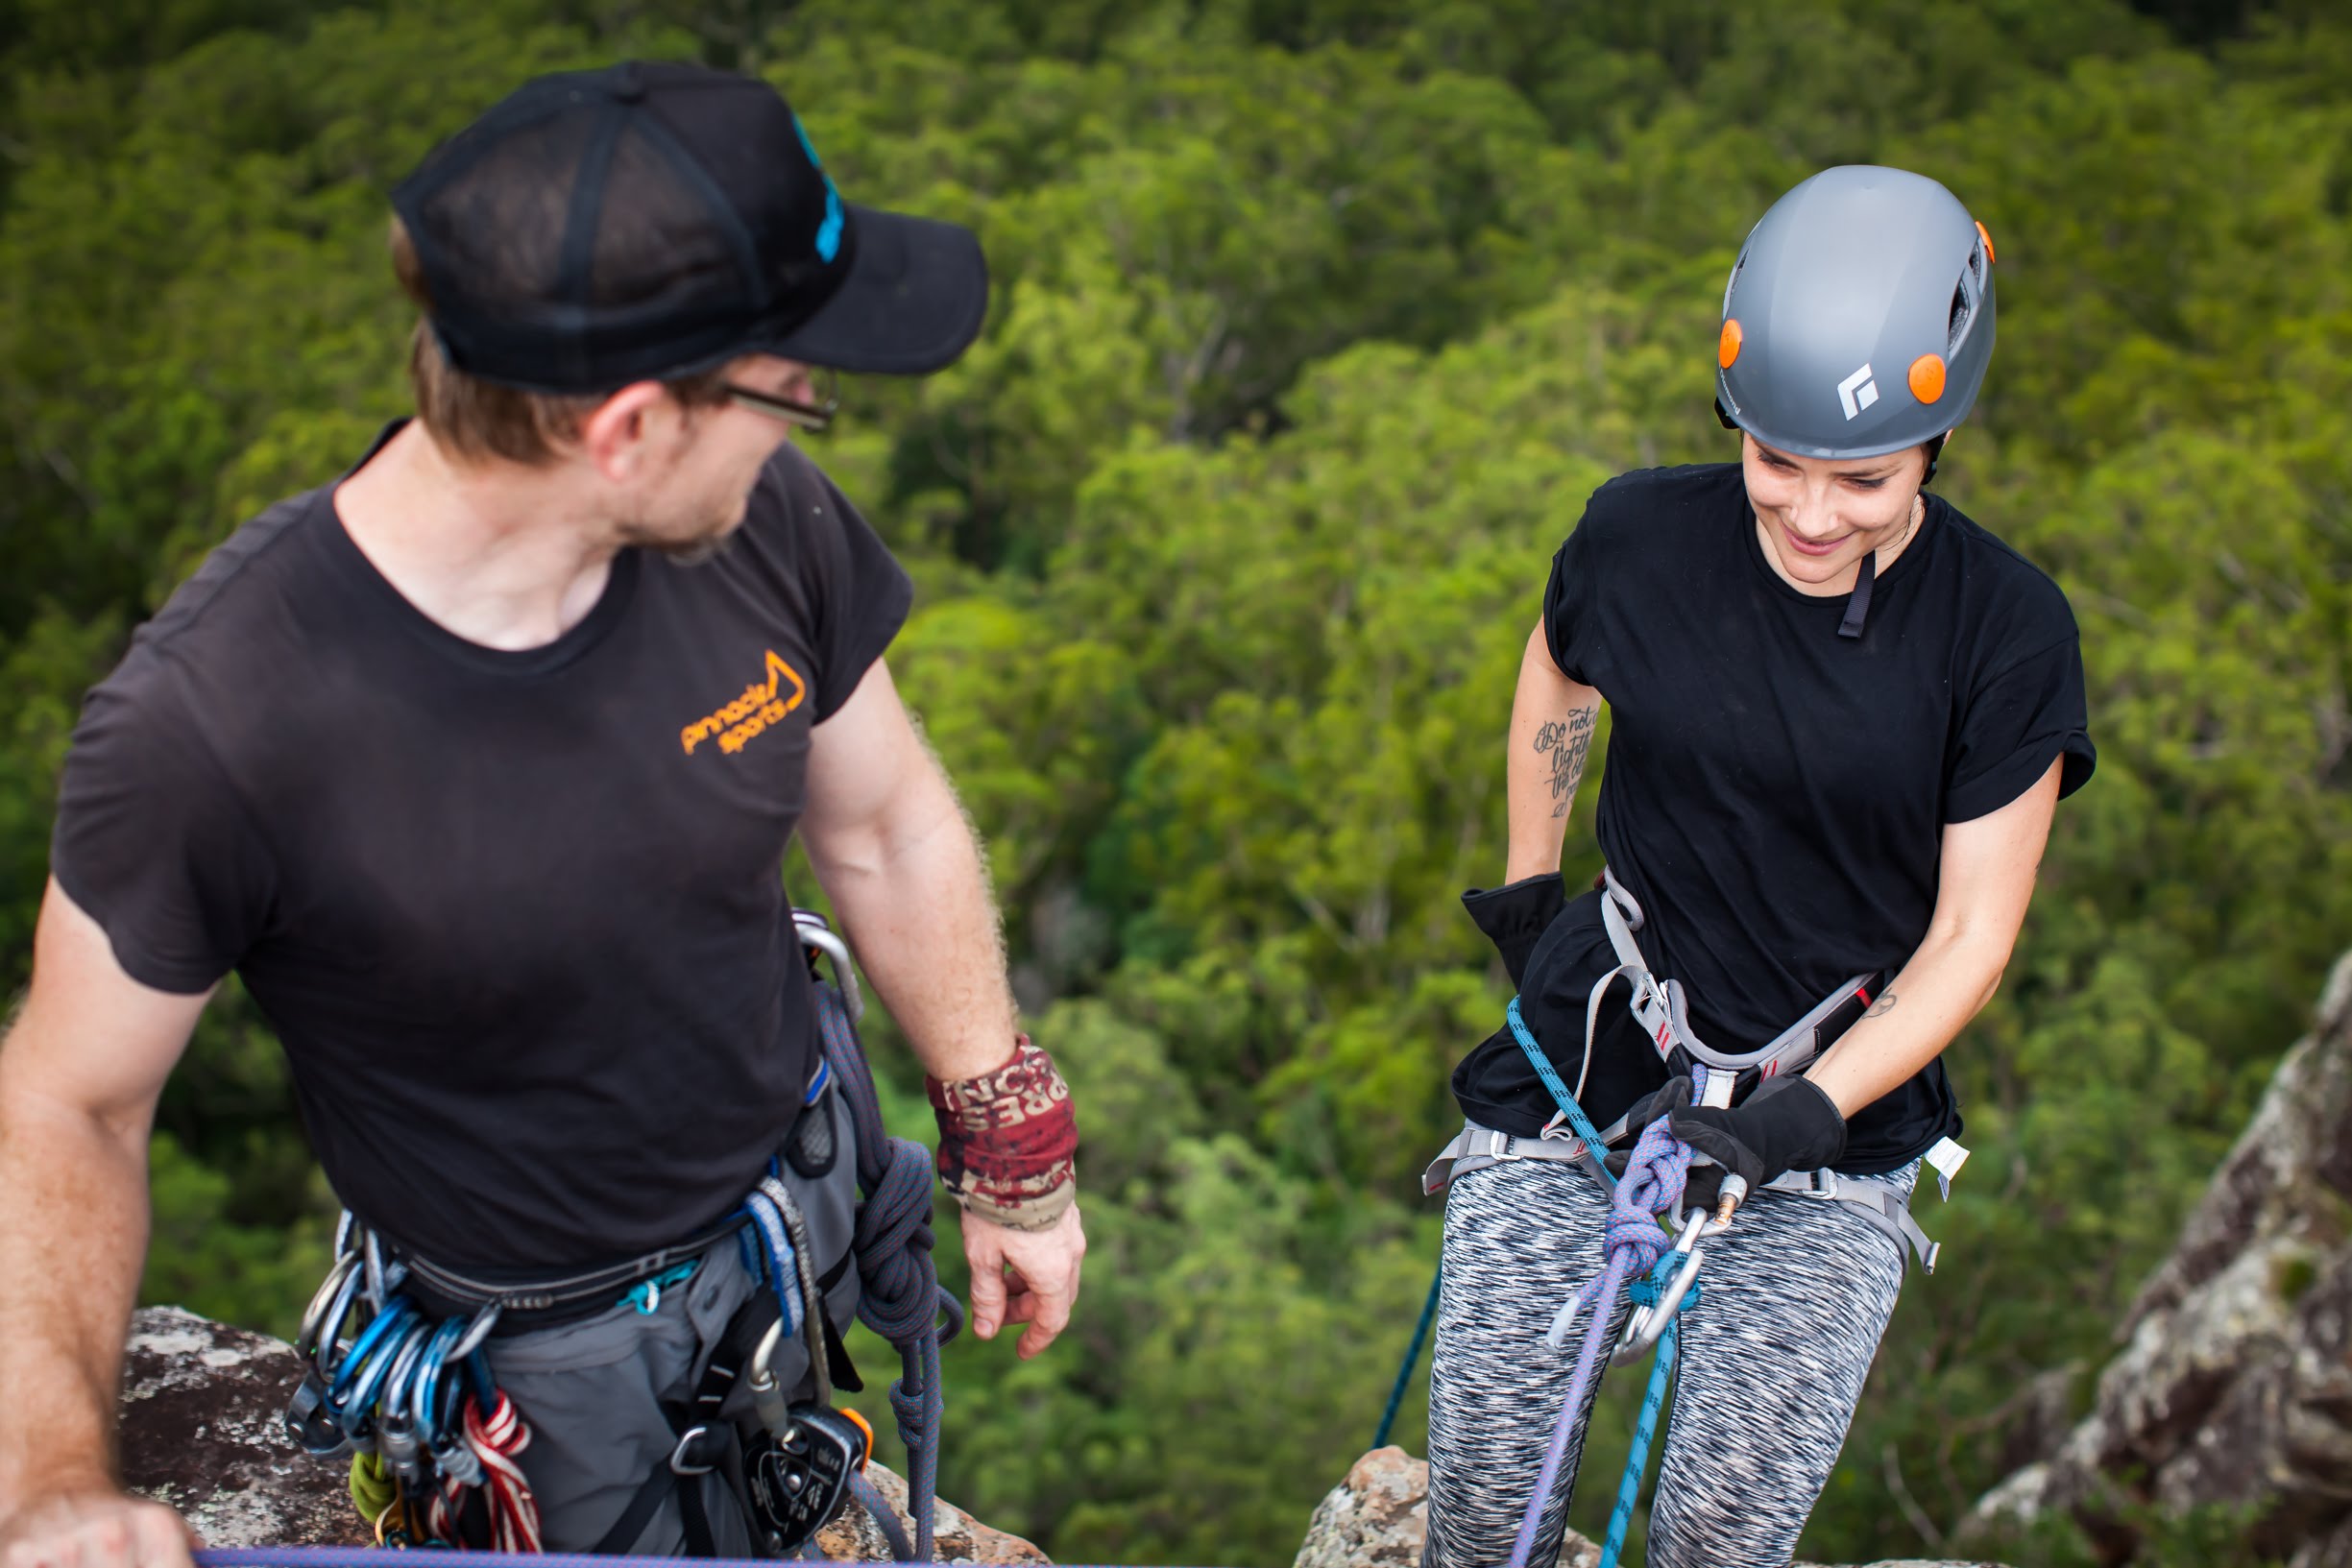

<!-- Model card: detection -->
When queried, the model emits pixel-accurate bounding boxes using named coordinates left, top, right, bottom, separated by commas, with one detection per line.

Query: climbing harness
left=1402, top=867, right=1976, bottom=1565
left=1424, top=870, right=1962, bottom=1269
left=280, top=910, right=959, bottom=1557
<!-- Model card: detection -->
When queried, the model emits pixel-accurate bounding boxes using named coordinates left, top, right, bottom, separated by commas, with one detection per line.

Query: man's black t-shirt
left=52, top=429, right=911, bottom=1271
left=1454, top=464, right=2096, bottom=1172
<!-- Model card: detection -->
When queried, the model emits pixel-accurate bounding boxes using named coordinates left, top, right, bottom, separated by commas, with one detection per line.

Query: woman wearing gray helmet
left=1421, top=166, right=2096, bottom=1567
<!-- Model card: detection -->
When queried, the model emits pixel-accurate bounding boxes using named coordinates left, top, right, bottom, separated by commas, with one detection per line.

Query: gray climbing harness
left=1426, top=869, right=1965, bottom=1271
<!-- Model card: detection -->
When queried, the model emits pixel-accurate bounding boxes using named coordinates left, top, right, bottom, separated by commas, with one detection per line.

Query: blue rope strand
left=1372, top=1262, right=1442, bottom=1451
left=1599, top=1256, right=1699, bottom=1568
left=1491, top=1000, right=1718, bottom=1568
left=1505, top=997, right=1613, bottom=1182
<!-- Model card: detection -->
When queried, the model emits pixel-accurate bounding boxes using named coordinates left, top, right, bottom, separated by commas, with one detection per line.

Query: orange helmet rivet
left=1975, top=220, right=1996, bottom=264
left=1908, top=354, right=1948, bottom=404
left=1718, top=318, right=1743, bottom=370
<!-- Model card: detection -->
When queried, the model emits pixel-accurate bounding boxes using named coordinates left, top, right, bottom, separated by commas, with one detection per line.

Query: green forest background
left=3, top=0, right=2349, bottom=1562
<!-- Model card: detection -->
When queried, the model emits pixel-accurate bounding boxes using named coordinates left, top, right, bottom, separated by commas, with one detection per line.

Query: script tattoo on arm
left=1534, top=709, right=1595, bottom=819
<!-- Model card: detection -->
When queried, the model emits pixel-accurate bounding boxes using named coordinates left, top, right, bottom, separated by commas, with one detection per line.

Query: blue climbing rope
left=1371, top=1261, right=1442, bottom=1451
left=1503, top=1115, right=1691, bottom=1568
left=1601, top=1250, right=1699, bottom=1568
left=1495, top=995, right=1721, bottom=1568
left=1505, top=997, right=1613, bottom=1175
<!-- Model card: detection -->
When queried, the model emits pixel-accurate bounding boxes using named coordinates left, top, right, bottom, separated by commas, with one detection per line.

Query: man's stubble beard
left=614, top=490, right=741, bottom=567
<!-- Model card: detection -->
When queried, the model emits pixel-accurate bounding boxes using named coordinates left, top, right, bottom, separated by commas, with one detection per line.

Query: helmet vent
left=1948, top=242, right=1984, bottom=355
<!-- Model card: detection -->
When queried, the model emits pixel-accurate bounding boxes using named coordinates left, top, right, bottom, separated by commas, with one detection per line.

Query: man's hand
left=958, top=1203, right=1085, bottom=1361
left=0, top=1488, right=199, bottom=1568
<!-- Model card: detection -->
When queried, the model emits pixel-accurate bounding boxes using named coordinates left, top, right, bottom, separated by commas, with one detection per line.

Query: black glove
left=1610, top=1073, right=1847, bottom=1209
left=1461, top=874, right=1568, bottom=990
left=1606, top=1078, right=1724, bottom=1215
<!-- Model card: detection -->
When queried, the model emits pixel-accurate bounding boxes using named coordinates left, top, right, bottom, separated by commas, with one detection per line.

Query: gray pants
left=484, top=1239, right=766, bottom=1552
left=1422, top=1156, right=1916, bottom=1568
left=473, top=1088, right=865, bottom=1552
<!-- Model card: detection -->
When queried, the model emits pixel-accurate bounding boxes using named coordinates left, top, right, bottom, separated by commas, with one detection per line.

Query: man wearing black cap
left=0, top=61, right=1083, bottom=1559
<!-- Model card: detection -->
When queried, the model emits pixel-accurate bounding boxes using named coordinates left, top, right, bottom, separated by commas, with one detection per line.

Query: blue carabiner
left=409, top=1317, right=465, bottom=1438
left=464, top=1346, right=496, bottom=1404
left=328, top=1297, right=418, bottom=1413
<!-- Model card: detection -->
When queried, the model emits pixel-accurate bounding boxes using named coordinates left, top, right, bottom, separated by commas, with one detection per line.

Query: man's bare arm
left=0, top=879, right=208, bottom=1561
left=799, top=658, right=1019, bottom=1084
left=799, top=660, right=1083, bottom=1360
left=1506, top=621, right=1604, bottom=881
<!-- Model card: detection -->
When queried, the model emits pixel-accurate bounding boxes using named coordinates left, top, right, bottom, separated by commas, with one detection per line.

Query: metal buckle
left=1487, top=1130, right=1521, bottom=1161
left=671, top=1424, right=717, bottom=1476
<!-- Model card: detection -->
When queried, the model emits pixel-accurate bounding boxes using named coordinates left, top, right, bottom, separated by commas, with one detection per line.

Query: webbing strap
left=1759, top=1168, right=1940, bottom=1273
left=1593, top=867, right=1878, bottom=1078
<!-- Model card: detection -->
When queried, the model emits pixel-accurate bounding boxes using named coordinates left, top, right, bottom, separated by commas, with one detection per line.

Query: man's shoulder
left=103, top=486, right=332, bottom=706
left=747, top=442, right=859, bottom=527
left=139, top=486, right=330, bottom=656
left=721, top=444, right=865, bottom=571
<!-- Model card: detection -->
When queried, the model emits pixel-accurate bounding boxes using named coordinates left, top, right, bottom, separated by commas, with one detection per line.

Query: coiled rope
left=814, top=979, right=964, bottom=1562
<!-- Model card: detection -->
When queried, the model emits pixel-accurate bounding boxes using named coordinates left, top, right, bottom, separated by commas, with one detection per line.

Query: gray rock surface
left=117, top=1305, right=1044, bottom=1563
left=1965, top=951, right=2352, bottom=1566
left=1293, top=1445, right=2007, bottom=1568
left=119, top=1307, right=364, bottom=1548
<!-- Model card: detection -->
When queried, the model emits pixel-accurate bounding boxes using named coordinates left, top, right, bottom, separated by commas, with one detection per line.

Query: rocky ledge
left=1962, top=951, right=2352, bottom=1567
left=1294, top=1446, right=2007, bottom=1568
left=117, top=1305, right=1045, bottom=1563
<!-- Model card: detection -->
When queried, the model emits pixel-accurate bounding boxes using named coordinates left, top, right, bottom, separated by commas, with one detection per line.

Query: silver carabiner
left=1612, top=1209, right=1712, bottom=1367
left=449, top=1299, right=504, bottom=1363
left=746, top=1317, right=797, bottom=1440
left=296, top=1251, right=362, bottom=1364
left=792, top=912, right=864, bottom=1023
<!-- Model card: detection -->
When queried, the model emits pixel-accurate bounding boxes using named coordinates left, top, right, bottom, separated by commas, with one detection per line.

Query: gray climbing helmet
left=1714, top=165, right=1996, bottom=462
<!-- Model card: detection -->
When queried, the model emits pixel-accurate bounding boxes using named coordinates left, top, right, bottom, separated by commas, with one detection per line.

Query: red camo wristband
left=926, top=1035, right=1078, bottom=1230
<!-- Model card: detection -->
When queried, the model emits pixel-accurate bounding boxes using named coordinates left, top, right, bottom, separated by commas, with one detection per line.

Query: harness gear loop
left=285, top=909, right=952, bottom=1554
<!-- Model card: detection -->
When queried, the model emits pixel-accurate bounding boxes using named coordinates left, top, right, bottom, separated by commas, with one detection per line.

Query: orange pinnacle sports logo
left=681, top=650, right=807, bottom=757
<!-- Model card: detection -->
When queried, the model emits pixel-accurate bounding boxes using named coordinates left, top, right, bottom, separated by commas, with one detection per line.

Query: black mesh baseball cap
left=390, top=60, right=989, bottom=394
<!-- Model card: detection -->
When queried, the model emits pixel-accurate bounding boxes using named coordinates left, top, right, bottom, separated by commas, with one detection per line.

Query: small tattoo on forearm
left=1865, top=989, right=1898, bottom=1018
left=1534, top=709, right=1595, bottom=819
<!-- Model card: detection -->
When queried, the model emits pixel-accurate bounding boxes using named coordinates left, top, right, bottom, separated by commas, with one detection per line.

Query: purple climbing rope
left=1502, top=1116, right=1692, bottom=1568
left=195, top=1555, right=1210, bottom=1568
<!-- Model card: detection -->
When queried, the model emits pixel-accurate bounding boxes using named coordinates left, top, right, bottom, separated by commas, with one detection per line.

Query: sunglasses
left=721, top=367, right=841, bottom=433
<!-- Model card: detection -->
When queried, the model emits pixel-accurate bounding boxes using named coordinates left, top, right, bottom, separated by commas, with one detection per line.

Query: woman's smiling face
left=1741, top=433, right=1933, bottom=593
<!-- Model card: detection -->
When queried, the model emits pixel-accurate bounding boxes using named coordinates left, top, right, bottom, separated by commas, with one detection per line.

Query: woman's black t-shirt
left=1453, top=463, right=2096, bottom=1173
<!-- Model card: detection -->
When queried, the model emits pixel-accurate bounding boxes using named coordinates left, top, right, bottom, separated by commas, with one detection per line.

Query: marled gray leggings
left=1422, top=1155, right=1917, bottom=1568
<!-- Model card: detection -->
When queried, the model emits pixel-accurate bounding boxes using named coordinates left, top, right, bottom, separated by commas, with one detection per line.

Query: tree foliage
left=3, top=2, right=2348, bottom=1561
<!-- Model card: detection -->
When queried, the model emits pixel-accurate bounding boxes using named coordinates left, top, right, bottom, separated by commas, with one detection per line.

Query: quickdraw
left=285, top=1230, right=542, bottom=1550
left=279, top=908, right=957, bottom=1556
